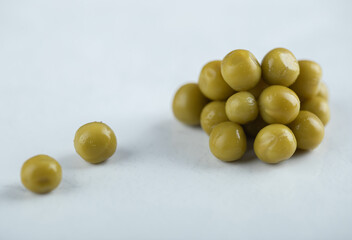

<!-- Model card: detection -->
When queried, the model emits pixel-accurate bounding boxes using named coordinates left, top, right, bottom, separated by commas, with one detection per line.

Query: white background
left=0, top=0, right=351, bottom=239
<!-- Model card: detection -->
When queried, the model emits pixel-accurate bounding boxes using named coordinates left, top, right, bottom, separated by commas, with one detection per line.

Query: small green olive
left=225, top=92, right=258, bottom=124
left=172, top=83, right=209, bottom=125
left=259, top=85, right=300, bottom=124
left=254, top=124, right=297, bottom=164
left=290, top=60, right=322, bottom=100
left=261, top=48, right=300, bottom=86
left=301, top=96, right=330, bottom=125
left=247, top=78, right=269, bottom=99
left=200, top=101, right=228, bottom=135
left=221, top=49, right=261, bottom=91
left=21, top=155, right=62, bottom=194
left=289, top=111, right=325, bottom=150
left=198, top=60, right=235, bottom=100
left=74, top=122, right=117, bottom=164
left=317, top=82, right=329, bottom=100
left=209, top=121, right=247, bottom=162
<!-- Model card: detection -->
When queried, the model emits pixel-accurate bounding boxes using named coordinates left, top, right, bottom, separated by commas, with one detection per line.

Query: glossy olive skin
left=259, top=85, right=300, bottom=124
left=225, top=92, right=258, bottom=124
left=254, top=124, right=297, bottom=164
left=290, top=60, right=322, bottom=100
left=21, top=155, right=62, bottom=194
left=261, top=48, right=300, bottom=86
left=172, top=83, right=209, bottom=125
left=289, top=111, right=325, bottom=150
left=198, top=60, right=235, bottom=100
left=74, top=122, right=117, bottom=164
left=301, top=96, right=330, bottom=125
left=248, top=78, right=269, bottom=99
left=221, top=49, right=261, bottom=91
left=200, top=101, right=228, bottom=135
left=243, top=115, right=268, bottom=138
left=317, top=82, right=329, bottom=100
left=209, top=121, right=247, bottom=162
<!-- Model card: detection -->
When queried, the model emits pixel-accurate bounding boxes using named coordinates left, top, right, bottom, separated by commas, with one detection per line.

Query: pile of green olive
left=172, top=48, right=330, bottom=164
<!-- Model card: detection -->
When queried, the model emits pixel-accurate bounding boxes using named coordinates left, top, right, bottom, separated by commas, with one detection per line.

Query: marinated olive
left=317, top=82, right=329, bottom=100
left=200, top=101, right=228, bottom=135
left=198, top=60, right=235, bottom=100
left=248, top=78, right=269, bottom=99
left=209, top=121, right=247, bottom=162
left=21, top=155, right=62, bottom=194
left=254, top=124, right=297, bottom=164
left=225, top=92, right=258, bottom=124
left=261, top=48, right=300, bottom=86
left=74, top=122, right=117, bottom=164
left=243, top=115, right=268, bottom=138
left=259, top=85, right=300, bottom=124
left=221, top=49, right=261, bottom=91
left=290, top=60, right=322, bottom=100
left=301, top=96, right=330, bottom=125
left=172, top=83, right=209, bottom=125
left=289, top=111, right=325, bottom=150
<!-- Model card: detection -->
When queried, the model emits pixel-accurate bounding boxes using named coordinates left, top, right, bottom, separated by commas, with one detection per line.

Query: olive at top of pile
left=172, top=48, right=330, bottom=164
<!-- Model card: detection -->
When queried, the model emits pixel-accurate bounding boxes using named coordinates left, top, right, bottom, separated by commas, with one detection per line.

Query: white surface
left=1, top=0, right=352, bottom=239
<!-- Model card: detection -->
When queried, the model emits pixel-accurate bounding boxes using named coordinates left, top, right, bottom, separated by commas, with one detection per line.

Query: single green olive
left=254, top=124, right=297, bottom=164
left=247, top=78, right=269, bottom=99
left=209, top=121, right=247, bottom=162
left=221, top=49, right=261, bottom=91
left=290, top=60, right=322, bottom=100
left=172, top=83, right=209, bottom=125
left=243, top=115, right=268, bottom=138
left=225, top=92, right=258, bottom=124
left=74, top=122, right=117, bottom=164
left=317, top=82, right=329, bottom=100
left=198, top=60, right=235, bottom=100
left=21, top=155, right=62, bottom=194
left=261, top=48, right=300, bottom=87
left=259, top=85, right=300, bottom=124
left=301, top=96, right=330, bottom=125
left=288, top=111, right=325, bottom=150
left=200, top=101, right=228, bottom=135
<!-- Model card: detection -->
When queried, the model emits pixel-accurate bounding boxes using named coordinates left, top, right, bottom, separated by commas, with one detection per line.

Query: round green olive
left=247, top=78, right=269, bottom=99
left=198, top=60, right=235, bottom=100
left=301, top=96, right=330, bottom=125
left=225, top=92, right=258, bottom=124
left=21, top=155, right=62, bottom=194
left=259, top=85, right=300, bottom=124
left=209, top=121, right=247, bottom=162
left=200, top=101, right=228, bottom=135
left=317, top=82, right=329, bottom=100
left=243, top=115, right=268, bottom=138
left=290, top=60, right=322, bottom=100
left=221, top=49, right=261, bottom=91
left=74, top=122, right=117, bottom=164
left=254, top=124, right=297, bottom=164
left=261, top=48, right=300, bottom=86
left=288, top=111, right=325, bottom=150
left=172, top=83, right=209, bottom=125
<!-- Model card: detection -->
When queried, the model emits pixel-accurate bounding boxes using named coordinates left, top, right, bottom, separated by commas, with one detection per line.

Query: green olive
left=254, top=124, right=297, bottom=164
left=221, top=49, right=261, bottom=91
left=248, top=78, right=269, bottom=99
left=172, top=83, right=209, bottom=125
left=243, top=115, right=268, bottom=138
left=259, top=85, right=300, bottom=124
left=198, top=60, right=235, bottom=100
left=301, top=96, right=330, bottom=125
left=74, top=122, right=117, bottom=164
left=261, top=48, right=300, bottom=86
left=200, top=101, right=228, bottom=135
left=317, top=82, right=329, bottom=100
left=21, top=155, right=62, bottom=194
left=209, top=121, right=247, bottom=162
left=288, top=111, right=324, bottom=150
left=290, top=60, right=322, bottom=100
left=225, top=92, right=258, bottom=124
